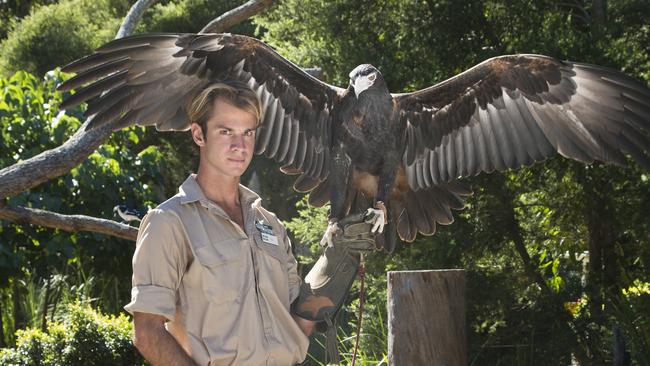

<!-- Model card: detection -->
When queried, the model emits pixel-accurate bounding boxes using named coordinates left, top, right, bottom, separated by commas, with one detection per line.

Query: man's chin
left=228, top=163, right=250, bottom=176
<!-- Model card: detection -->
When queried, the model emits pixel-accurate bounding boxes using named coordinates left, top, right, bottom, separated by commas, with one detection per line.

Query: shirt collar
left=178, top=174, right=261, bottom=209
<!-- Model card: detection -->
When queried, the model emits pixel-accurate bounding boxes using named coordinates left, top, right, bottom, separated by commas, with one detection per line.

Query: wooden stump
left=388, top=269, right=466, bottom=366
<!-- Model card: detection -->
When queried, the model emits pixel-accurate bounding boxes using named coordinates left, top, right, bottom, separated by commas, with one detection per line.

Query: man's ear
left=190, top=122, right=205, bottom=146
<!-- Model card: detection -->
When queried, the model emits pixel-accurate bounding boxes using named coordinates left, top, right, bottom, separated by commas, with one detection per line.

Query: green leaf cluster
left=0, top=0, right=129, bottom=77
left=0, top=0, right=258, bottom=78
left=0, top=68, right=196, bottom=345
left=0, top=302, right=143, bottom=366
left=138, top=0, right=256, bottom=34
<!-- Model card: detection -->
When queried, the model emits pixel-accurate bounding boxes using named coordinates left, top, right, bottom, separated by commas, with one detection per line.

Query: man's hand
left=133, top=312, right=198, bottom=366
left=294, top=212, right=376, bottom=321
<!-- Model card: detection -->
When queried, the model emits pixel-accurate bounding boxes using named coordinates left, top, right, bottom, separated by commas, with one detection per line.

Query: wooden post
left=388, top=269, right=466, bottom=366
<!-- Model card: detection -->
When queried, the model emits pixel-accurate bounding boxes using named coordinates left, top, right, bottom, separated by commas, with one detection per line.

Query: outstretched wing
left=58, top=33, right=344, bottom=182
left=394, top=54, right=650, bottom=190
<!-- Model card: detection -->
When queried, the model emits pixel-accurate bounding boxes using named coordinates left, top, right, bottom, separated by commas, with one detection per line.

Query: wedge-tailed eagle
left=58, top=33, right=650, bottom=252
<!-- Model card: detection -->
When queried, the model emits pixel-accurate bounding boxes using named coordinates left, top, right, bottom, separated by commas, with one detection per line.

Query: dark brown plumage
left=58, top=33, right=650, bottom=251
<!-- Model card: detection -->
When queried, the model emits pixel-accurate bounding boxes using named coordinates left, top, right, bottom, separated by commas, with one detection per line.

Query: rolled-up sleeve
left=124, top=208, right=188, bottom=321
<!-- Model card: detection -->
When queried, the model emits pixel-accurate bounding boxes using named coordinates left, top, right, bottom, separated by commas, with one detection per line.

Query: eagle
left=57, top=33, right=650, bottom=252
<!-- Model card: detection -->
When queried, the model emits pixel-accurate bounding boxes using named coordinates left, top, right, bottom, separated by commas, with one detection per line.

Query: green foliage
left=0, top=68, right=194, bottom=345
left=0, top=302, right=143, bottom=366
left=138, top=0, right=256, bottom=35
left=0, top=0, right=260, bottom=77
left=0, top=0, right=129, bottom=77
left=284, top=195, right=329, bottom=262
left=0, top=0, right=60, bottom=40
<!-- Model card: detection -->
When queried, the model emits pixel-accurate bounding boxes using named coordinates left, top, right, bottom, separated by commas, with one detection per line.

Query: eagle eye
left=368, top=73, right=377, bottom=81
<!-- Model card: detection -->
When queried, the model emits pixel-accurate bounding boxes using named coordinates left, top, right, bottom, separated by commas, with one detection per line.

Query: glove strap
left=324, top=314, right=340, bottom=364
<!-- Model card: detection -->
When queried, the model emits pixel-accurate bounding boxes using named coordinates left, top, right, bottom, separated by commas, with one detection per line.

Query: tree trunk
left=0, top=291, right=6, bottom=347
left=40, top=278, right=50, bottom=332
left=575, top=164, right=620, bottom=364
left=388, top=270, right=466, bottom=366
left=489, top=174, right=592, bottom=364
left=11, top=279, right=25, bottom=333
left=115, top=0, right=158, bottom=39
left=200, top=0, right=275, bottom=33
left=592, top=0, right=608, bottom=28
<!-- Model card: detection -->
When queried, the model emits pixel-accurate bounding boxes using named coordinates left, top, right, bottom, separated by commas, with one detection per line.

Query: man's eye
left=219, top=130, right=231, bottom=135
left=245, top=130, right=255, bottom=137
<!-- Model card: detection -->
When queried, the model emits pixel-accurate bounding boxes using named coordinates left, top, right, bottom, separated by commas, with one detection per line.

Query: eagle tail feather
left=393, top=184, right=471, bottom=242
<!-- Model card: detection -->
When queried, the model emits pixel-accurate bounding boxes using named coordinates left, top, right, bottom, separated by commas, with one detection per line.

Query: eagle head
left=349, top=64, right=382, bottom=98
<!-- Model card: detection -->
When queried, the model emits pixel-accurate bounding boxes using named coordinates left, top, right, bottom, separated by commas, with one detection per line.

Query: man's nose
left=231, top=134, right=247, bottom=150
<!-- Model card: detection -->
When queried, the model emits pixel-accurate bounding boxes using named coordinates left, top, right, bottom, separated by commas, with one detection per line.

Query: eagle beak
left=353, top=83, right=364, bottom=98
left=350, top=79, right=358, bottom=98
left=352, top=75, right=373, bottom=98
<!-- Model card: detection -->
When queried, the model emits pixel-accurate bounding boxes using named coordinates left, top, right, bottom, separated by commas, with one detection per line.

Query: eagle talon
left=365, top=201, right=387, bottom=234
left=320, top=220, right=342, bottom=247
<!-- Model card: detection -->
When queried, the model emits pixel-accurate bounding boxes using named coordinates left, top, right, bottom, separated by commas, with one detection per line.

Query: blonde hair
left=187, top=81, right=262, bottom=136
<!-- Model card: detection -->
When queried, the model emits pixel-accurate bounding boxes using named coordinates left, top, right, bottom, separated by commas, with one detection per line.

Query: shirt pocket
left=194, top=238, right=243, bottom=305
left=253, top=231, right=292, bottom=306
left=253, top=231, right=287, bottom=263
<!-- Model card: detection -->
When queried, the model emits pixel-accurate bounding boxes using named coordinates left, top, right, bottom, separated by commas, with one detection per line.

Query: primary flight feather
left=58, top=33, right=650, bottom=252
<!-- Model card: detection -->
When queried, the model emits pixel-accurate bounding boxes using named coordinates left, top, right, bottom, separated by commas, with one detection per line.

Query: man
left=124, top=81, right=375, bottom=366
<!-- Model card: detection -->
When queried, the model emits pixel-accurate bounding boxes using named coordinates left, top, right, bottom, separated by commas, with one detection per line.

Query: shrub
left=0, top=303, right=143, bottom=366
left=0, top=0, right=129, bottom=77
left=138, top=0, right=256, bottom=34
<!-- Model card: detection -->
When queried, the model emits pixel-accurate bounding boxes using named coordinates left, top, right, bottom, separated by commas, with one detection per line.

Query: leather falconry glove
left=293, top=212, right=376, bottom=364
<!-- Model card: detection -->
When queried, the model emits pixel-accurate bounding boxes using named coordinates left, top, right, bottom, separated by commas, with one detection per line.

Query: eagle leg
left=320, top=221, right=342, bottom=247
left=322, top=144, right=352, bottom=247
left=374, top=160, right=399, bottom=251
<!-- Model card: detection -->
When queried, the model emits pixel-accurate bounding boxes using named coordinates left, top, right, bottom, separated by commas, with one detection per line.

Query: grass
left=306, top=299, right=389, bottom=366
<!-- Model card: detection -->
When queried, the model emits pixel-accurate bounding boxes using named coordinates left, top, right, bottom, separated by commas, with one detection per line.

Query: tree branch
left=0, top=201, right=137, bottom=241
left=115, top=0, right=158, bottom=39
left=0, top=118, right=115, bottom=199
left=200, top=0, right=275, bottom=33
left=0, top=1, right=157, bottom=198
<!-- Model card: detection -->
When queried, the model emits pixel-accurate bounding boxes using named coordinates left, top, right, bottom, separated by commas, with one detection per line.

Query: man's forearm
left=293, top=313, right=315, bottom=337
left=134, top=326, right=197, bottom=366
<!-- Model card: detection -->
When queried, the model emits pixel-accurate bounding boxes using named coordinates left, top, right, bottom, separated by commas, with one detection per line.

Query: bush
left=0, top=0, right=129, bottom=77
left=137, top=0, right=256, bottom=34
left=0, top=0, right=261, bottom=77
left=0, top=303, right=143, bottom=366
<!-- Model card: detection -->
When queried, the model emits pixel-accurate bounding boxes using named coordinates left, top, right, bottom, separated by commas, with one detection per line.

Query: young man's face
left=191, top=98, right=258, bottom=179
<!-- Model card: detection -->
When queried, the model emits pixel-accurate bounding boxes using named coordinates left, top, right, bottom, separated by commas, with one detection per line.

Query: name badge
left=256, top=220, right=279, bottom=246
left=261, top=232, right=279, bottom=246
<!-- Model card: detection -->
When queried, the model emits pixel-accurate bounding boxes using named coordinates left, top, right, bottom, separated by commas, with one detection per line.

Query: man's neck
left=195, top=169, right=241, bottom=209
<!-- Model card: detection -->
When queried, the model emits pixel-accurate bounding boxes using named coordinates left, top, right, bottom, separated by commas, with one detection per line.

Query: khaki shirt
left=124, top=174, right=309, bottom=366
